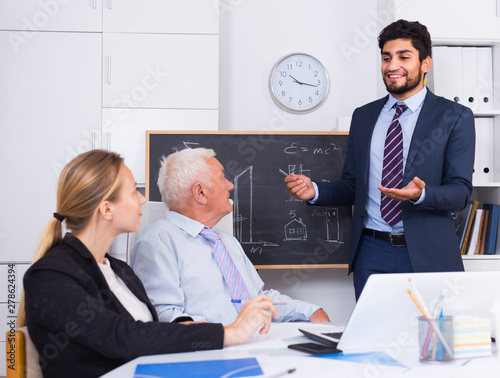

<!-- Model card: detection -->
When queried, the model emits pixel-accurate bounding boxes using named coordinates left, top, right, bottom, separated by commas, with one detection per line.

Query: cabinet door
left=102, top=109, right=218, bottom=185
left=102, top=33, right=219, bottom=109
left=0, top=0, right=102, bottom=32
left=103, top=0, right=218, bottom=34
left=0, top=31, right=102, bottom=261
left=382, top=0, right=500, bottom=41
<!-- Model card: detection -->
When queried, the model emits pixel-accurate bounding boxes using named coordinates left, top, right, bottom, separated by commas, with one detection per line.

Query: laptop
left=298, top=271, right=500, bottom=352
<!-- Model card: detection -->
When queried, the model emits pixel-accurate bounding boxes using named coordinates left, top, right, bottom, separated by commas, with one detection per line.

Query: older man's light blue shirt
left=130, top=211, right=319, bottom=325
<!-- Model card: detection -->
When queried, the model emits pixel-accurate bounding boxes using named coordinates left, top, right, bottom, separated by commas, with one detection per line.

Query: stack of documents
left=453, top=316, right=492, bottom=358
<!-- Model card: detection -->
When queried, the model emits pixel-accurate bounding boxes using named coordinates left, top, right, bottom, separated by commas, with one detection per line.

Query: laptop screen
left=336, top=271, right=500, bottom=352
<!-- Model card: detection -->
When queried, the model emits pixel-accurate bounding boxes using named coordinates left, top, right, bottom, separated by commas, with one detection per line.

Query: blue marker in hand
left=276, top=168, right=290, bottom=177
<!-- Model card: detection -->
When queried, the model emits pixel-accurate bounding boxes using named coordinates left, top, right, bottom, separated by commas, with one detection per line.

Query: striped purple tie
left=199, top=227, right=250, bottom=312
left=380, top=103, right=407, bottom=227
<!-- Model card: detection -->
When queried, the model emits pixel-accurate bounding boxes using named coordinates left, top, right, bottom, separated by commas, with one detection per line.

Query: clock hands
left=289, top=74, right=317, bottom=87
left=289, top=75, right=302, bottom=85
left=301, top=82, right=318, bottom=88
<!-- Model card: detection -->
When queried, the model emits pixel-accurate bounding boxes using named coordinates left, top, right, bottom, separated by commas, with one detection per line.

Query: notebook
left=299, top=271, right=500, bottom=352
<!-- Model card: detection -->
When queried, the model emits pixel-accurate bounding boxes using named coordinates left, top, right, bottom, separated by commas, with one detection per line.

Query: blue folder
left=133, top=357, right=262, bottom=378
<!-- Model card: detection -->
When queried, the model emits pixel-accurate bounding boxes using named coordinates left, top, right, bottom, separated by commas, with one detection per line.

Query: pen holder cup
left=418, top=316, right=454, bottom=363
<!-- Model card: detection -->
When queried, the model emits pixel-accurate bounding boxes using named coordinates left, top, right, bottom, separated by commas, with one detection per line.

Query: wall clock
left=269, top=53, right=329, bottom=114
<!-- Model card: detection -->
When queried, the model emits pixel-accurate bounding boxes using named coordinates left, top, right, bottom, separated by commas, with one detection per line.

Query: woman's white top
left=98, top=258, right=153, bottom=322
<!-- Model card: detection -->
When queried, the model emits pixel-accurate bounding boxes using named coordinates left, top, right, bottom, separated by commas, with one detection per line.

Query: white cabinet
left=102, top=0, right=218, bottom=34
left=101, top=30, right=219, bottom=186
left=0, top=31, right=102, bottom=261
left=379, top=0, right=500, bottom=41
left=463, top=257, right=500, bottom=271
left=102, top=33, right=219, bottom=110
left=0, top=0, right=102, bottom=32
left=102, top=109, right=218, bottom=185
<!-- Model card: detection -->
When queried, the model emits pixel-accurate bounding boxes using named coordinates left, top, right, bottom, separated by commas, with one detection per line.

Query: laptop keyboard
left=322, top=332, right=343, bottom=339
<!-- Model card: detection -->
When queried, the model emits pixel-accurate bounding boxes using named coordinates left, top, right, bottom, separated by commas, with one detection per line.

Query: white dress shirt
left=98, top=258, right=153, bottom=323
left=311, top=87, right=428, bottom=232
left=130, top=211, right=319, bottom=325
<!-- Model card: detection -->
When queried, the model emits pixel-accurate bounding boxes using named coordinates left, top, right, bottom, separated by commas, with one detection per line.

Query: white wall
left=218, top=0, right=386, bottom=321
left=219, top=0, right=381, bottom=132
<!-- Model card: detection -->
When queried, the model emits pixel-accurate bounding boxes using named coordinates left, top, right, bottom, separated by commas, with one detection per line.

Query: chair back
left=6, top=327, right=42, bottom=378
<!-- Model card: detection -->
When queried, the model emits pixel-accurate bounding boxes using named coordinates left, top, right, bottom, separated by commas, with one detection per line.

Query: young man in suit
left=285, top=19, right=475, bottom=300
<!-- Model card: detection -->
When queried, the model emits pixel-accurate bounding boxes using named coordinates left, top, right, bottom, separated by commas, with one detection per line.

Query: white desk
left=101, top=323, right=500, bottom=377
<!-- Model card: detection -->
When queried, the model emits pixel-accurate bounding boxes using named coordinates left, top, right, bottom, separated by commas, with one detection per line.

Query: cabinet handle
left=91, top=130, right=96, bottom=149
left=93, top=0, right=96, bottom=9
left=108, top=0, right=112, bottom=9
left=497, top=0, right=500, bottom=17
left=107, top=133, right=111, bottom=150
left=107, top=55, right=112, bottom=84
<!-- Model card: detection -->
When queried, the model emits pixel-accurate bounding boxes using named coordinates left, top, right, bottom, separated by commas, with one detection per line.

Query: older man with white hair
left=131, top=148, right=330, bottom=325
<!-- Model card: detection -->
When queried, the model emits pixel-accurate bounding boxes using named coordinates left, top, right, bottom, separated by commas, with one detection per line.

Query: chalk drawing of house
left=284, top=218, right=307, bottom=241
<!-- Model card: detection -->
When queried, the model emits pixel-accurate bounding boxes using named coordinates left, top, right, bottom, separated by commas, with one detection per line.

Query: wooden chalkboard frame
left=146, top=131, right=351, bottom=269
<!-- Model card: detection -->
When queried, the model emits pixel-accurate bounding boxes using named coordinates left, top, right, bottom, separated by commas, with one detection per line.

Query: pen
left=265, top=368, right=296, bottom=378
left=422, top=292, right=443, bottom=359
left=438, top=293, right=445, bottom=360
left=231, top=299, right=289, bottom=305
left=276, top=168, right=290, bottom=177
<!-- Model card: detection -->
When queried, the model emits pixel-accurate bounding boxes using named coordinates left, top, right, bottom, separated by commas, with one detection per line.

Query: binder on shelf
left=476, top=47, right=493, bottom=113
left=454, top=201, right=475, bottom=252
left=462, top=47, right=479, bottom=111
left=461, top=200, right=479, bottom=255
left=473, top=117, right=494, bottom=185
left=431, top=46, right=464, bottom=105
left=477, top=209, right=489, bottom=254
left=467, top=209, right=483, bottom=255
left=483, top=203, right=500, bottom=255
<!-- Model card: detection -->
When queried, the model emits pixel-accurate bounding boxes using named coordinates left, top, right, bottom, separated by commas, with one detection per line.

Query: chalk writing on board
left=284, top=142, right=341, bottom=155
left=232, top=163, right=345, bottom=248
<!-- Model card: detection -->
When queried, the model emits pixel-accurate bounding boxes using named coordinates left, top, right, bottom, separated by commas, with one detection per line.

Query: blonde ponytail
left=17, top=149, right=124, bottom=327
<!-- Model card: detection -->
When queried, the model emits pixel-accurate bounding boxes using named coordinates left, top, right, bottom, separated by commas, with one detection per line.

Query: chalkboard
left=146, top=131, right=351, bottom=269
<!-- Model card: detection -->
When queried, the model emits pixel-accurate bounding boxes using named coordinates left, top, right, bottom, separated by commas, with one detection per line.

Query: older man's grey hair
left=157, top=148, right=216, bottom=211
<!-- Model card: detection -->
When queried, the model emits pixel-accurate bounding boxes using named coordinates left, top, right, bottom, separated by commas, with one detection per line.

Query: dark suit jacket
left=316, top=90, right=475, bottom=273
left=24, top=234, right=224, bottom=378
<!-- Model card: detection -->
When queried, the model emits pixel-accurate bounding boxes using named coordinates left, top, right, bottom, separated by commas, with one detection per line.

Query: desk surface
left=101, top=323, right=500, bottom=378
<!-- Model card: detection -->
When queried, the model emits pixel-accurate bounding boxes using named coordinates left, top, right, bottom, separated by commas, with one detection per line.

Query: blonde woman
left=18, top=150, right=277, bottom=378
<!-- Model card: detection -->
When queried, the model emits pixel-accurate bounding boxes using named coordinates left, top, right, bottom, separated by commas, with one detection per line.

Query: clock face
left=269, top=53, right=329, bottom=113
